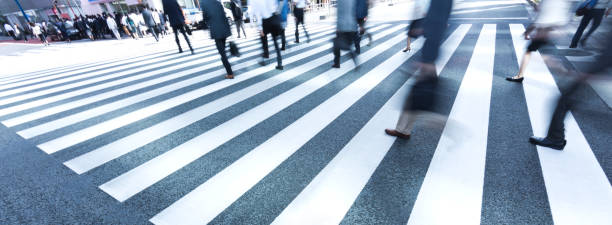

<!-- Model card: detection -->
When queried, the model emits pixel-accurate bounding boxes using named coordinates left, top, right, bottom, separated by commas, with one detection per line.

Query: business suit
left=142, top=8, right=159, bottom=41
left=230, top=0, right=247, bottom=38
left=200, top=0, right=234, bottom=77
left=162, top=0, right=194, bottom=53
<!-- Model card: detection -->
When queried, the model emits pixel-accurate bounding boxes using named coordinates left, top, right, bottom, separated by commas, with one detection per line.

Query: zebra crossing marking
left=407, top=24, right=496, bottom=225
left=2, top=24, right=341, bottom=128
left=509, top=24, right=612, bottom=225
left=63, top=24, right=393, bottom=175
left=99, top=25, right=408, bottom=204
left=148, top=27, right=416, bottom=225
left=270, top=24, right=472, bottom=225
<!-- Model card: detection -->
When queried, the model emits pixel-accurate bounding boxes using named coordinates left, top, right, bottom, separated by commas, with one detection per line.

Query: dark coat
left=355, top=0, right=368, bottom=20
left=142, top=9, right=157, bottom=27
left=162, top=0, right=186, bottom=27
left=230, top=1, right=243, bottom=21
left=200, top=0, right=232, bottom=39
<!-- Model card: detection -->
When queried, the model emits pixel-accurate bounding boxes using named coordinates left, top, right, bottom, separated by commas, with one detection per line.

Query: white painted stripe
left=35, top=24, right=366, bottom=154
left=509, top=24, right=612, bottom=225
left=271, top=24, right=472, bottom=225
left=64, top=24, right=393, bottom=174
left=0, top=24, right=329, bottom=94
left=449, top=17, right=529, bottom=20
left=148, top=32, right=413, bottom=225
left=3, top=25, right=338, bottom=128
left=100, top=26, right=408, bottom=204
left=406, top=24, right=495, bottom=225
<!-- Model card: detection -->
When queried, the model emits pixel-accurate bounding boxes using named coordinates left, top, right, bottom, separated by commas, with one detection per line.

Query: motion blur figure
left=569, top=0, right=612, bottom=48
left=292, top=0, right=310, bottom=43
left=506, top=0, right=570, bottom=82
left=200, top=0, right=238, bottom=79
left=230, top=0, right=247, bottom=38
left=332, top=0, right=359, bottom=68
left=530, top=22, right=612, bottom=150
left=404, top=0, right=429, bottom=52
left=250, top=0, right=284, bottom=70
left=385, top=0, right=453, bottom=139
left=162, top=0, right=195, bottom=54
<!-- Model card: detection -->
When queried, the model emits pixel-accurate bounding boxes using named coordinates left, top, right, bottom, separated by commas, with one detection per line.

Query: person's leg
left=301, top=21, right=310, bottom=42
left=333, top=35, right=341, bottom=67
left=261, top=33, right=269, bottom=58
left=581, top=9, right=605, bottom=45
left=149, top=25, right=159, bottom=41
left=570, top=12, right=593, bottom=48
left=354, top=31, right=361, bottom=54
left=240, top=22, right=246, bottom=37
left=516, top=52, right=532, bottom=78
left=235, top=21, right=241, bottom=38
left=179, top=25, right=193, bottom=53
left=281, top=29, right=286, bottom=50
left=272, top=34, right=283, bottom=69
left=172, top=26, right=183, bottom=52
left=294, top=10, right=301, bottom=43
left=395, top=110, right=419, bottom=135
left=216, top=38, right=233, bottom=77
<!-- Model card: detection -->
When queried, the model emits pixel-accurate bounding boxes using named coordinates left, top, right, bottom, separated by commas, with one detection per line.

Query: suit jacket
left=200, top=0, right=232, bottom=39
left=142, top=9, right=156, bottom=27
left=230, top=1, right=243, bottom=21
left=162, top=0, right=186, bottom=27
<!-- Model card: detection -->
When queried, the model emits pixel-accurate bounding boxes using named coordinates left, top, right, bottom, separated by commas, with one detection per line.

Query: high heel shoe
left=505, top=76, right=524, bottom=82
left=402, top=47, right=411, bottom=52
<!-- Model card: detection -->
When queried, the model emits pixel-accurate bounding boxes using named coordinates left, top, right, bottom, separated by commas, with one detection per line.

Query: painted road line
left=406, top=24, right=496, bottom=225
left=2, top=25, right=338, bottom=128
left=148, top=32, right=415, bottom=225
left=99, top=26, right=408, bottom=204
left=35, top=24, right=378, bottom=154
left=64, top=24, right=393, bottom=175
left=510, top=24, right=612, bottom=225
left=271, top=24, right=471, bottom=225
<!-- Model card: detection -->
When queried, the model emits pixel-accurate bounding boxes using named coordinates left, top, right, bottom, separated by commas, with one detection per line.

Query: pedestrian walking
left=162, top=0, right=195, bottom=54
left=355, top=0, right=372, bottom=52
left=13, top=24, right=27, bottom=42
left=569, top=0, right=612, bottom=48
left=157, top=10, right=169, bottom=35
left=506, top=0, right=570, bottom=82
left=4, top=23, right=16, bottom=40
left=129, top=11, right=144, bottom=39
left=230, top=0, right=247, bottom=38
left=106, top=14, right=121, bottom=40
left=384, top=0, right=454, bottom=139
left=403, top=0, right=428, bottom=52
left=152, top=9, right=163, bottom=37
left=279, top=0, right=290, bottom=50
left=250, top=0, right=284, bottom=70
left=292, top=0, right=310, bottom=43
left=332, top=0, right=359, bottom=68
left=30, top=22, right=48, bottom=46
left=120, top=13, right=134, bottom=39
left=200, top=0, right=240, bottom=79
left=142, top=6, right=160, bottom=41
left=531, top=22, right=612, bottom=150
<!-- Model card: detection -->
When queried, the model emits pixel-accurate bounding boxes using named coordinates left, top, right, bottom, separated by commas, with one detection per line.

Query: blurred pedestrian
left=152, top=8, right=163, bottom=37
left=142, top=6, right=160, bottom=41
left=201, top=0, right=240, bottom=79
left=355, top=0, right=372, bottom=52
left=129, top=10, right=144, bottom=38
left=531, top=22, right=612, bottom=150
left=292, top=0, right=310, bottom=43
left=230, top=0, right=247, bottom=38
left=106, top=14, right=121, bottom=40
left=13, top=24, right=27, bottom=42
left=404, top=0, right=428, bottom=52
left=120, top=13, right=134, bottom=39
left=385, top=0, right=454, bottom=139
left=332, top=0, right=359, bottom=68
left=250, top=0, right=284, bottom=70
left=157, top=10, right=169, bottom=35
left=162, top=0, right=195, bottom=54
left=4, top=23, right=16, bottom=40
left=506, top=0, right=570, bottom=82
left=30, top=22, right=48, bottom=46
left=569, top=0, right=612, bottom=48
left=279, top=0, right=290, bottom=50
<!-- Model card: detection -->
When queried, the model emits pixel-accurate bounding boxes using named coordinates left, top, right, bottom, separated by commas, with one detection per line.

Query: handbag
left=576, top=0, right=598, bottom=16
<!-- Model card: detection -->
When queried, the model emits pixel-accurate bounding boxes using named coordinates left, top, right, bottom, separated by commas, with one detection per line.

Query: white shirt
left=4, top=24, right=14, bottom=31
left=32, top=25, right=41, bottom=35
left=535, top=0, right=570, bottom=27
left=293, top=0, right=307, bottom=8
left=106, top=17, right=118, bottom=29
left=121, top=16, right=128, bottom=26
left=249, top=0, right=278, bottom=29
left=129, top=13, right=141, bottom=27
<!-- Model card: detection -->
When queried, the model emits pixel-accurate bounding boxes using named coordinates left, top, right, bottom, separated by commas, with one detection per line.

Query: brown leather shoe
left=385, top=129, right=411, bottom=139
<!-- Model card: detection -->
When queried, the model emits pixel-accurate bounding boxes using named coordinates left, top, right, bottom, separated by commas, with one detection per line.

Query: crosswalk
left=0, top=22, right=610, bottom=224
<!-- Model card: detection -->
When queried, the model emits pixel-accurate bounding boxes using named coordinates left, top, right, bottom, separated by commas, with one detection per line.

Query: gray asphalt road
left=1, top=1, right=610, bottom=224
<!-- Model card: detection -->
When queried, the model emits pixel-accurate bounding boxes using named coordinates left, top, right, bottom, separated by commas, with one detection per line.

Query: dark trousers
left=421, top=0, right=453, bottom=64
left=37, top=33, right=46, bottom=42
left=281, top=28, right=286, bottom=49
left=8, top=30, right=16, bottom=40
left=294, top=7, right=309, bottom=42
left=215, top=38, right=233, bottom=75
left=570, top=8, right=605, bottom=47
left=147, top=25, right=159, bottom=41
left=333, top=32, right=358, bottom=65
left=172, top=25, right=193, bottom=52
left=261, top=17, right=282, bottom=67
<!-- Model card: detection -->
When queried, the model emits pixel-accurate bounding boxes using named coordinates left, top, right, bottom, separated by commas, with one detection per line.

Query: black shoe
left=529, top=136, right=566, bottom=150
left=190, top=49, right=195, bottom=55
left=179, top=49, right=183, bottom=53
left=506, top=76, right=524, bottom=82
left=281, top=46, right=286, bottom=51
left=259, top=60, right=267, bottom=66
left=569, top=44, right=577, bottom=49
left=332, top=64, right=340, bottom=68
left=262, top=54, right=269, bottom=59
left=276, top=65, right=284, bottom=70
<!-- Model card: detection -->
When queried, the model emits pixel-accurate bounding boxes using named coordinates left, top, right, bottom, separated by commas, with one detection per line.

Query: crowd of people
left=2, top=7, right=169, bottom=45
left=2, top=0, right=610, bottom=151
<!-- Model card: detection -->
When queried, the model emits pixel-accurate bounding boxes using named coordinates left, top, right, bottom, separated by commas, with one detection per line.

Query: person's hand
left=260, top=30, right=264, bottom=37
